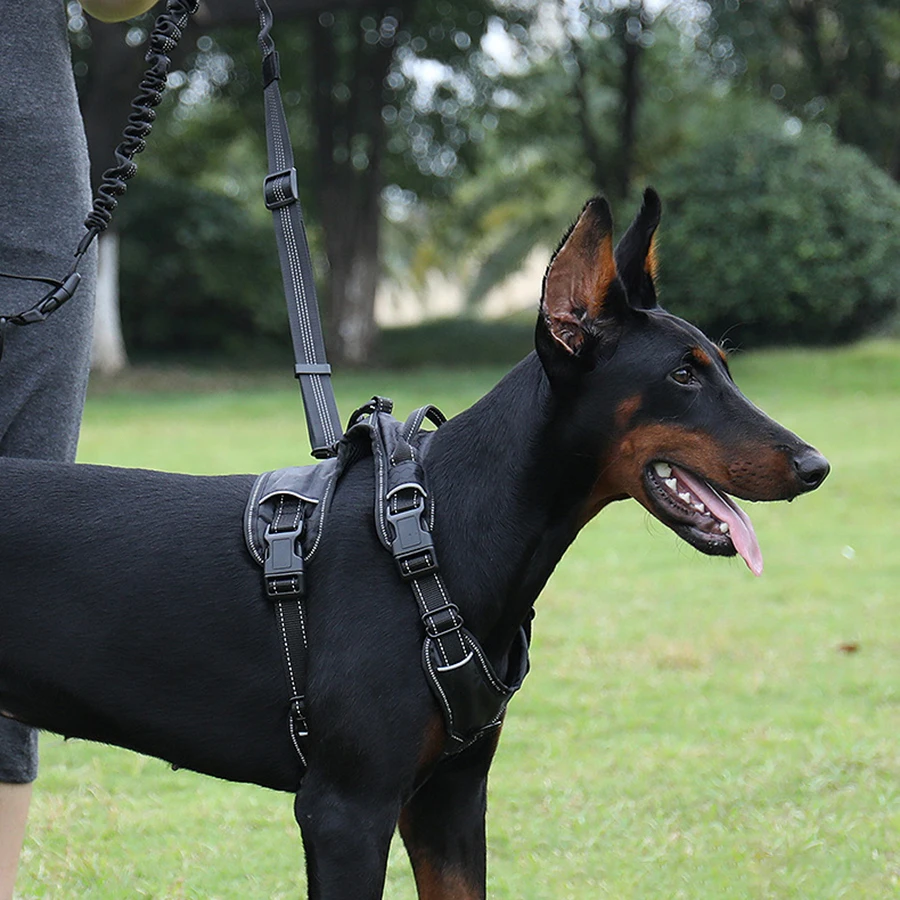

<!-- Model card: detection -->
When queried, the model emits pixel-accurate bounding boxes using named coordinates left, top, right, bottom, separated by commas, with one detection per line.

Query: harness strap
left=378, top=406, right=530, bottom=753
left=263, top=493, right=310, bottom=764
left=255, top=0, right=342, bottom=460
left=386, top=483, right=468, bottom=669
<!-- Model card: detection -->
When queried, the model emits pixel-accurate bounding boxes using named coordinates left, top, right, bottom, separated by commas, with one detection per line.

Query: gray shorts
left=0, top=720, right=39, bottom=783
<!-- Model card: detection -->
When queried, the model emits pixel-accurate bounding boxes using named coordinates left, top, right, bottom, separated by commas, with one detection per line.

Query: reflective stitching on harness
left=275, top=603, right=298, bottom=696
left=306, top=466, right=337, bottom=561
left=464, top=632, right=506, bottom=694
left=423, top=639, right=455, bottom=734
left=245, top=475, right=268, bottom=565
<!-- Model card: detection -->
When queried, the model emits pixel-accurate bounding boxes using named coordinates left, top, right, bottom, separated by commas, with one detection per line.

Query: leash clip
left=386, top=488, right=439, bottom=581
left=263, top=521, right=305, bottom=598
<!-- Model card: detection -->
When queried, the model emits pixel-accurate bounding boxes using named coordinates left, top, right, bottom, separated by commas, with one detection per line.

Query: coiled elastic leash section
left=0, top=0, right=198, bottom=361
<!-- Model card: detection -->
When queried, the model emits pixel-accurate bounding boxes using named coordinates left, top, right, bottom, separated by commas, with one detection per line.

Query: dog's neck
left=426, top=352, right=609, bottom=663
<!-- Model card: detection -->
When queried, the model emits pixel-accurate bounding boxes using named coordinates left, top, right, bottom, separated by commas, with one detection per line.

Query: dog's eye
left=670, top=366, right=695, bottom=385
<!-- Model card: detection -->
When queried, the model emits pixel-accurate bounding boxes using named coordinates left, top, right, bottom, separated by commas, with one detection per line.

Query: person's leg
left=0, top=782, right=32, bottom=900
left=0, top=718, right=39, bottom=900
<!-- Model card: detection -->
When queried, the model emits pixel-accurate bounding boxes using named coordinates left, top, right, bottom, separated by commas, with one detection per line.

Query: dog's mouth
left=643, top=461, right=763, bottom=576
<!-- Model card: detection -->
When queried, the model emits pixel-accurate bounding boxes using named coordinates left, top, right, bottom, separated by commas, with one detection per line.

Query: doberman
left=0, top=191, right=828, bottom=898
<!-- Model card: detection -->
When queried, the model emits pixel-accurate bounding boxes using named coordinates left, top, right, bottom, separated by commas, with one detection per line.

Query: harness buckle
left=386, top=492, right=439, bottom=581
left=263, top=167, right=299, bottom=210
left=263, top=521, right=305, bottom=598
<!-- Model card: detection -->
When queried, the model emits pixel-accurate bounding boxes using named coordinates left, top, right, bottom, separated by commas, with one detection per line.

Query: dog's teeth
left=693, top=502, right=706, bottom=513
left=665, top=478, right=678, bottom=491
left=678, top=492, right=692, bottom=503
left=719, top=522, right=730, bottom=534
left=654, top=462, right=672, bottom=478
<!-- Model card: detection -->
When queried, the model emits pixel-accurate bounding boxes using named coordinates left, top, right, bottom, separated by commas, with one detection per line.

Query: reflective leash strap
left=255, top=0, right=343, bottom=460
left=0, top=0, right=199, bottom=360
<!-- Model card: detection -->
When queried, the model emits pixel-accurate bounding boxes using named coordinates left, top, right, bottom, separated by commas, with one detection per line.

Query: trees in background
left=76, top=0, right=900, bottom=364
left=701, top=0, right=900, bottom=178
left=78, top=0, right=520, bottom=366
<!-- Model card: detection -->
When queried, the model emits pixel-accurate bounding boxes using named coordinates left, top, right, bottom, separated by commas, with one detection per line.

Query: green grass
left=17, top=341, right=900, bottom=898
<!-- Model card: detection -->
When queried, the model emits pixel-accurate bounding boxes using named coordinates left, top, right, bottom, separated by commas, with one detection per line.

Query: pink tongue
left=672, top=466, right=764, bottom=576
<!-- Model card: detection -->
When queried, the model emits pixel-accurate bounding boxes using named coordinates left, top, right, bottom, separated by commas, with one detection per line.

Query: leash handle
left=255, top=0, right=343, bottom=459
left=0, top=0, right=198, bottom=357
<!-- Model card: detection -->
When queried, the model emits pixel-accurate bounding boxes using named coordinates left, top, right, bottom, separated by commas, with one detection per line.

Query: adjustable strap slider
left=386, top=493, right=439, bottom=581
left=264, top=167, right=299, bottom=210
left=263, top=521, right=305, bottom=598
left=423, top=602, right=463, bottom=639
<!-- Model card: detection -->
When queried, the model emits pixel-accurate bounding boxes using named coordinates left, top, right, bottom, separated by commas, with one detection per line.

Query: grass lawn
left=16, top=341, right=900, bottom=898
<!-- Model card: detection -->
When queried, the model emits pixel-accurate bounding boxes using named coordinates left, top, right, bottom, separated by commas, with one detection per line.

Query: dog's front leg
left=398, top=730, right=500, bottom=900
left=293, top=778, right=398, bottom=900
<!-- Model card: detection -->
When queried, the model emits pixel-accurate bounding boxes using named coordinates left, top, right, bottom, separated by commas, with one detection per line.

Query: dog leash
left=0, top=0, right=343, bottom=459
left=254, top=0, right=342, bottom=458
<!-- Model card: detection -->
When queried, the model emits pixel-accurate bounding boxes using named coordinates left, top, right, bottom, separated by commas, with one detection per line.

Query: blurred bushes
left=378, top=315, right=535, bottom=368
left=118, top=177, right=289, bottom=359
left=116, top=123, right=900, bottom=364
left=651, top=124, right=900, bottom=347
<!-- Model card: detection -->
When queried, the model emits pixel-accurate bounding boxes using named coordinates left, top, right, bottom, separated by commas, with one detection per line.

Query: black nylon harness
left=245, top=398, right=530, bottom=770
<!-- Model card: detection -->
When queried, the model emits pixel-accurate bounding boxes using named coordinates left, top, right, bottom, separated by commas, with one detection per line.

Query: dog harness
left=244, top=397, right=530, bottom=769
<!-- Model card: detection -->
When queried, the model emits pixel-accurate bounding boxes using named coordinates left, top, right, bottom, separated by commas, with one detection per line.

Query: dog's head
left=535, top=192, right=829, bottom=574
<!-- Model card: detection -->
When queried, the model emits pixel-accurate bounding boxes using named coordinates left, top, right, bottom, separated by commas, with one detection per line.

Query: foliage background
left=74, top=0, right=900, bottom=362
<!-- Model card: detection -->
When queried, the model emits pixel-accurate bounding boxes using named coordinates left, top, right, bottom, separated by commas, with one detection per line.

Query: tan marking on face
left=716, top=345, right=729, bottom=365
left=689, top=346, right=712, bottom=367
left=578, top=422, right=797, bottom=527
left=615, top=394, right=642, bottom=431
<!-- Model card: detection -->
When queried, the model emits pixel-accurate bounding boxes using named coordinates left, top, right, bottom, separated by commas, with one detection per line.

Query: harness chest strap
left=245, top=459, right=338, bottom=767
left=264, top=492, right=311, bottom=765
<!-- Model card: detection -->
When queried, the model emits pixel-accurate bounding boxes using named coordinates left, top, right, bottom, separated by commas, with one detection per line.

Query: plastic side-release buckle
left=263, top=521, right=305, bottom=598
left=386, top=491, right=439, bottom=581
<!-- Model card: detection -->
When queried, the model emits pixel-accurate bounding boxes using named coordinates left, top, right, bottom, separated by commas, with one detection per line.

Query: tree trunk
left=319, top=181, right=381, bottom=366
left=309, top=8, right=399, bottom=367
left=91, top=232, right=128, bottom=374
left=617, top=3, right=644, bottom=200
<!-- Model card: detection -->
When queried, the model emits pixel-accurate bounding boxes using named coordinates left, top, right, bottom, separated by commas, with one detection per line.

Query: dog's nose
left=793, top=447, right=830, bottom=491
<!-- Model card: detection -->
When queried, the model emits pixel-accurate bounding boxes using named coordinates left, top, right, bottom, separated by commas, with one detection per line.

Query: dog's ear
left=538, top=196, right=627, bottom=359
left=614, top=187, right=661, bottom=310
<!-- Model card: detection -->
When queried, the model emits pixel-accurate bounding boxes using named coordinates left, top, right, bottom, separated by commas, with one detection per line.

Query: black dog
left=0, top=192, right=828, bottom=898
